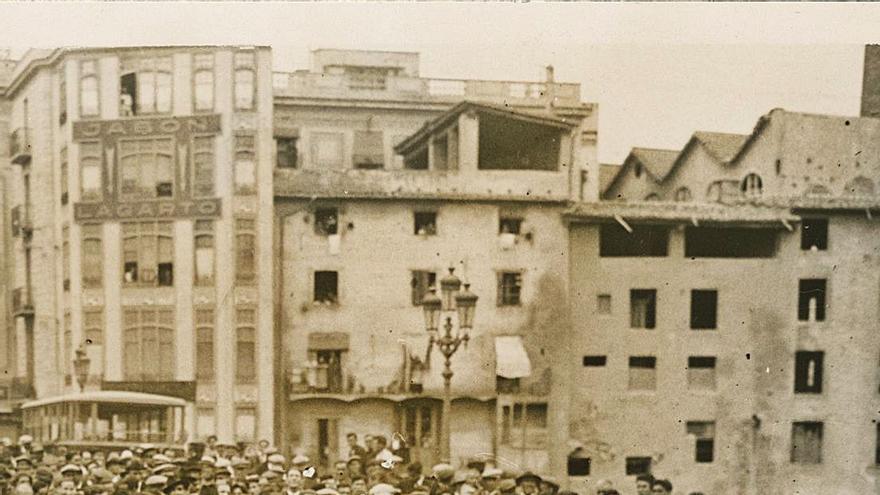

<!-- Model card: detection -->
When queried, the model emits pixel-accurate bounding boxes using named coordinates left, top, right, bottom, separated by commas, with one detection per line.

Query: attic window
left=634, top=164, right=643, bottom=178
left=741, top=173, right=763, bottom=197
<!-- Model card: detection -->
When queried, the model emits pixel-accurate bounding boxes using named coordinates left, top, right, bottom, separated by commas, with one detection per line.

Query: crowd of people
left=0, top=435, right=675, bottom=495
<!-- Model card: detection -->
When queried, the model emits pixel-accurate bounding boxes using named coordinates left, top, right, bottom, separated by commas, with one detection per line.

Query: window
left=60, top=147, right=68, bottom=205
left=499, top=217, right=523, bottom=235
left=628, top=356, right=656, bottom=391
left=686, top=422, right=715, bottom=463
left=599, top=224, right=670, bottom=257
left=236, top=308, right=256, bottom=383
left=496, top=377, right=520, bottom=394
left=798, top=279, right=826, bottom=322
left=497, top=272, right=523, bottom=306
left=314, top=208, right=339, bottom=236
left=567, top=456, right=591, bottom=476
left=234, top=134, right=256, bottom=194
left=314, top=271, right=339, bottom=304
left=193, top=53, right=214, bottom=112
left=353, top=130, right=384, bottom=169
left=195, top=308, right=214, bottom=381
left=674, top=187, right=692, bottom=202
left=192, top=136, right=215, bottom=197
left=311, top=132, right=344, bottom=169
left=83, top=309, right=103, bottom=346
left=687, top=356, right=717, bottom=391
left=62, top=226, right=70, bottom=291
left=596, top=294, right=612, bottom=314
left=411, top=270, right=437, bottom=306
left=800, top=218, right=828, bottom=251
left=120, top=57, right=172, bottom=115
left=235, top=218, right=256, bottom=284
left=118, top=138, right=175, bottom=199
left=234, top=51, right=256, bottom=110
left=625, top=457, right=651, bottom=476
left=634, top=164, right=643, bottom=179
left=80, top=142, right=102, bottom=201
left=276, top=137, right=298, bottom=169
left=122, top=221, right=174, bottom=286
left=630, top=289, right=656, bottom=329
left=59, top=71, right=67, bottom=125
left=791, top=422, right=823, bottom=464
left=690, top=290, right=718, bottom=329
left=741, top=173, right=763, bottom=197
left=414, top=212, right=437, bottom=236
left=500, top=401, right=548, bottom=449
left=684, top=227, right=777, bottom=258
left=583, top=355, right=607, bottom=367
left=794, top=351, right=824, bottom=394
left=194, top=220, right=214, bottom=285
left=81, top=224, right=103, bottom=288
left=312, top=350, right=345, bottom=393
left=80, top=60, right=100, bottom=117
left=122, top=307, right=175, bottom=381
left=63, top=313, right=72, bottom=377
left=876, top=423, right=880, bottom=465
left=235, top=407, right=257, bottom=442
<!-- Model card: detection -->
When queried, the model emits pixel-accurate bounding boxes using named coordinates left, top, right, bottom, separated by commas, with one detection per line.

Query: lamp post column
left=441, top=356, right=453, bottom=463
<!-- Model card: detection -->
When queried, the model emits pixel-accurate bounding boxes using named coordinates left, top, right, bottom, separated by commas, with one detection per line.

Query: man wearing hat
left=480, top=468, right=503, bottom=494
left=514, top=472, right=541, bottom=495
left=61, top=463, right=85, bottom=490
left=349, top=476, right=367, bottom=495
left=284, top=468, right=303, bottom=495
left=142, top=475, right=168, bottom=495
left=164, top=477, right=195, bottom=495
left=430, top=464, right=454, bottom=495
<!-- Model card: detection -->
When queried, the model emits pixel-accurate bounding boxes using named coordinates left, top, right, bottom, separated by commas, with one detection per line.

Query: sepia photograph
left=0, top=3, right=877, bottom=495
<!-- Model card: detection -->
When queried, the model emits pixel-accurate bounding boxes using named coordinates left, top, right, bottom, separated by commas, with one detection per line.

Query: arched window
left=741, top=173, right=763, bottom=197
left=706, top=182, right=723, bottom=202
left=644, top=193, right=660, bottom=201
left=675, top=187, right=693, bottom=202
left=844, top=176, right=875, bottom=196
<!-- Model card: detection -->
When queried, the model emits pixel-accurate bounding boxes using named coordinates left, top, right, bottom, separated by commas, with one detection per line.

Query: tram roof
left=21, top=391, right=187, bottom=410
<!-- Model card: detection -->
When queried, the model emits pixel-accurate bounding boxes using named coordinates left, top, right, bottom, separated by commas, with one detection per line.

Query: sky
left=0, top=3, right=875, bottom=164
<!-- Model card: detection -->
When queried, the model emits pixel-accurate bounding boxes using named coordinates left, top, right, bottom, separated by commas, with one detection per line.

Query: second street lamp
left=422, top=267, right=478, bottom=463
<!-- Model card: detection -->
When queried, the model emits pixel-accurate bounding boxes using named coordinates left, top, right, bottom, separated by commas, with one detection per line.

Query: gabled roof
left=394, top=100, right=576, bottom=156
left=599, top=164, right=621, bottom=195
left=691, top=131, right=749, bottom=164
left=602, top=147, right=678, bottom=198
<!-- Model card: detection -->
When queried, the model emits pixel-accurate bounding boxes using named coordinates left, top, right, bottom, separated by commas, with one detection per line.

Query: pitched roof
left=599, top=164, right=621, bottom=195
left=691, top=131, right=749, bottom=164
left=630, top=147, right=679, bottom=180
left=394, top=100, right=576, bottom=156
left=565, top=200, right=798, bottom=225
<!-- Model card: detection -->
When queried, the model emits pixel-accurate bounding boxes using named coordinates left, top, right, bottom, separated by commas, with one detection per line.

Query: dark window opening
left=687, top=422, right=715, bottom=463
left=600, top=224, right=669, bottom=257
left=404, top=146, right=429, bottom=170
left=794, top=351, right=824, bottom=394
left=314, top=208, right=339, bottom=236
left=276, top=137, right=298, bottom=169
left=875, top=423, right=880, bottom=465
left=477, top=113, right=561, bottom=171
left=791, top=422, right=823, bottom=464
left=567, top=457, right=591, bottom=476
left=353, top=130, right=384, bottom=170
left=61, top=192, right=68, bottom=205
left=499, top=217, right=523, bottom=235
left=156, top=182, right=173, bottom=198
left=775, top=159, right=782, bottom=176
left=414, top=212, right=437, bottom=235
left=596, top=294, right=612, bottom=314
left=690, top=290, right=718, bottom=329
left=124, top=262, right=139, bottom=283
left=798, top=279, right=826, bottom=322
left=496, top=376, right=520, bottom=394
left=634, top=164, right=642, bottom=179
left=583, top=355, right=607, bottom=367
left=625, top=457, right=651, bottom=476
left=315, top=350, right=344, bottom=393
left=411, top=270, right=437, bottom=306
left=497, top=272, right=523, bottom=306
left=630, top=356, right=656, bottom=369
left=157, top=263, right=174, bottom=287
left=684, top=227, right=777, bottom=258
left=800, top=218, right=828, bottom=251
left=630, top=289, right=656, bottom=329
left=688, top=356, right=716, bottom=369
left=120, top=72, right=137, bottom=116
left=314, top=271, right=339, bottom=304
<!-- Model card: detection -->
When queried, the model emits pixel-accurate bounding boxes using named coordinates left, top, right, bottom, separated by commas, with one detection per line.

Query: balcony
left=11, top=288, right=34, bottom=318
left=272, top=72, right=584, bottom=109
left=9, top=127, right=32, bottom=165
left=11, top=205, right=33, bottom=239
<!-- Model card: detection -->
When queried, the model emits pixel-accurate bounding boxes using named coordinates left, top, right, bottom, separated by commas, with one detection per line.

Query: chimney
left=861, top=45, right=880, bottom=118
left=545, top=65, right=555, bottom=83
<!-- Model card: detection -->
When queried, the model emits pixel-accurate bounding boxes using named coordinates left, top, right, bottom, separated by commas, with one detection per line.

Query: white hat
left=267, top=454, right=285, bottom=465
left=60, top=464, right=81, bottom=475
left=152, top=464, right=177, bottom=474
left=144, top=475, right=168, bottom=487
left=368, top=484, right=400, bottom=495
left=292, top=454, right=310, bottom=465
left=120, top=450, right=134, bottom=460
left=214, top=458, right=232, bottom=469
left=152, top=454, right=172, bottom=464
left=18, top=435, right=32, bottom=444
left=316, top=489, right=339, bottom=495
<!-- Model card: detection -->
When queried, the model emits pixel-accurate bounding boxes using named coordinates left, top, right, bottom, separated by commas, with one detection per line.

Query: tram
left=20, top=390, right=187, bottom=451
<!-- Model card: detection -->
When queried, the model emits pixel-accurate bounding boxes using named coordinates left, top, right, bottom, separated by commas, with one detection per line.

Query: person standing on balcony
left=346, top=434, right=368, bottom=461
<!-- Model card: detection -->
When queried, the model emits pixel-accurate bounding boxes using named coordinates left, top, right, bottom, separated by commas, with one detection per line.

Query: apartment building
left=271, top=50, right=598, bottom=474
left=1, top=47, right=276, bottom=444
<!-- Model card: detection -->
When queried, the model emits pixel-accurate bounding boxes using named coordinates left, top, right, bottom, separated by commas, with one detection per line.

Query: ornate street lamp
left=73, top=344, right=91, bottom=392
left=421, top=267, right=478, bottom=463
